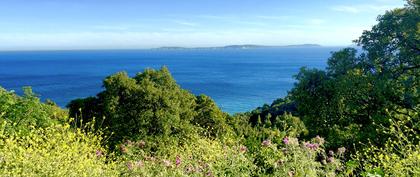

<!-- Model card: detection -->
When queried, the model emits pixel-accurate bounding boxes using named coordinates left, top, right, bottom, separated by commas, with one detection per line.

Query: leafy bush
left=351, top=110, right=420, bottom=176
left=0, top=86, right=67, bottom=135
left=0, top=122, right=119, bottom=177
left=251, top=136, right=346, bottom=176
left=114, top=135, right=255, bottom=177
left=68, top=67, right=230, bottom=146
left=288, top=1, right=419, bottom=149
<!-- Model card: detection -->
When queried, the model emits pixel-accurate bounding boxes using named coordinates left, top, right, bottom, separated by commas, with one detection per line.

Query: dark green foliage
left=193, top=94, right=230, bottom=137
left=68, top=66, right=229, bottom=146
left=288, top=1, right=419, bottom=149
left=249, top=98, right=297, bottom=126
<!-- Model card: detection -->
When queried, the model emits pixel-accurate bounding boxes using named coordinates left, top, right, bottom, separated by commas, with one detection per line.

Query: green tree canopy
left=68, top=67, right=229, bottom=145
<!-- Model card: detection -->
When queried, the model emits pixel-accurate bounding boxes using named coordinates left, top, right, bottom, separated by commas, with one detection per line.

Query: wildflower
left=137, top=140, right=146, bottom=148
left=281, top=148, right=288, bottom=154
left=120, top=144, right=128, bottom=154
left=328, top=150, right=334, bottom=157
left=162, top=159, right=172, bottom=167
left=337, top=147, right=346, bottom=155
left=135, top=160, right=144, bottom=168
left=202, top=163, right=209, bottom=168
left=262, top=139, right=271, bottom=147
left=305, top=142, right=319, bottom=150
left=127, top=162, right=134, bottom=170
left=276, top=159, right=284, bottom=166
left=206, top=171, right=214, bottom=177
left=315, top=135, right=325, bottom=145
left=288, top=171, right=295, bottom=177
left=185, top=165, right=195, bottom=173
left=125, top=140, right=133, bottom=146
left=239, top=145, right=248, bottom=153
left=95, top=150, right=103, bottom=157
left=327, top=157, right=334, bottom=163
left=283, top=137, right=289, bottom=145
left=145, top=156, right=156, bottom=161
left=288, top=137, right=299, bottom=146
left=176, top=156, right=181, bottom=167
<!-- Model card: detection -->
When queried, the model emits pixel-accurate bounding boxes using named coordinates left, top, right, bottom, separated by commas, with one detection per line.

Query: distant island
left=154, top=44, right=322, bottom=50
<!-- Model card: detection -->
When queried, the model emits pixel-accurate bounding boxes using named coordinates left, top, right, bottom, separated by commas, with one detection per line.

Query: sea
left=0, top=47, right=342, bottom=114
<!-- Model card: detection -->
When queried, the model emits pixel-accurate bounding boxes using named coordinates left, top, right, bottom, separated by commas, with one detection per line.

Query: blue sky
left=0, top=0, right=405, bottom=50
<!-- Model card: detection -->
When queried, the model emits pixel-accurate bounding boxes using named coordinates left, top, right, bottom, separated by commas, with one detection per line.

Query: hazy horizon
left=0, top=43, right=351, bottom=52
left=0, top=0, right=405, bottom=50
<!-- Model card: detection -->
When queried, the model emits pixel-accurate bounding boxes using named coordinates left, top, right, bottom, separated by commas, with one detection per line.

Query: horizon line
left=0, top=44, right=355, bottom=52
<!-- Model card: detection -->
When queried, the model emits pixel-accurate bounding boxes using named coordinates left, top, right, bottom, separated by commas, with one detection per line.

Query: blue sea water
left=0, top=47, right=341, bottom=113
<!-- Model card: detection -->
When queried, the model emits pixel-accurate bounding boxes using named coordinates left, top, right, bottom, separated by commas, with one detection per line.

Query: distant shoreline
left=0, top=44, right=354, bottom=52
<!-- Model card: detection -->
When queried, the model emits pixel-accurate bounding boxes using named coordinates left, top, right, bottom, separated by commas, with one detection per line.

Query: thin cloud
left=331, top=4, right=401, bottom=14
left=172, top=20, right=198, bottom=27
left=256, top=15, right=292, bottom=20
left=91, top=25, right=130, bottom=31
left=308, top=19, right=326, bottom=25
left=331, top=6, right=360, bottom=13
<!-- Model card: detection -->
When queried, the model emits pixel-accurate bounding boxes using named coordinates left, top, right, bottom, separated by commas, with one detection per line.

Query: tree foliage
left=288, top=1, right=419, bottom=149
left=68, top=67, right=230, bottom=146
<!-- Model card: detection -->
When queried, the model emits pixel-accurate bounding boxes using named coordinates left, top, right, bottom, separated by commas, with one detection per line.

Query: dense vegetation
left=0, top=1, right=418, bottom=176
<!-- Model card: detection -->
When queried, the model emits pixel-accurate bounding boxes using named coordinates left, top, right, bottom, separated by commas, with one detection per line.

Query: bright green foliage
left=0, top=1, right=419, bottom=176
left=351, top=112, right=420, bottom=176
left=114, top=133, right=346, bottom=177
left=116, top=135, right=255, bottom=177
left=253, top=137, right=345, bottom=177
left=0, top=122, right=119, bottom=177
left=0, top=86, right=67, bottom=135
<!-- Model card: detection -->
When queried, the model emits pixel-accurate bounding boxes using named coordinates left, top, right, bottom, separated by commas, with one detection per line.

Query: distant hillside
left=155, top=46, right=189, bottom=50
left=153, top=44, right=322, bottom=50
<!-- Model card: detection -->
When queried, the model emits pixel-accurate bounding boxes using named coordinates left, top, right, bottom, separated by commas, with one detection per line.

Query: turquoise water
left=0, top=47, right=340, bottom=113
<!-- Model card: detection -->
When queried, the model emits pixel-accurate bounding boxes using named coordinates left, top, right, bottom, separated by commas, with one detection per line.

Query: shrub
left=351, top=110, right=420, bottom=176
left=253, top=136, right=346, bottom=176
left=0, top=86, right=67, bottom=135
left=115, top=135, right=255, bottom=177
left=67, top=67, right=230, bottom=146
left=0, top=122, right=119, bottom=177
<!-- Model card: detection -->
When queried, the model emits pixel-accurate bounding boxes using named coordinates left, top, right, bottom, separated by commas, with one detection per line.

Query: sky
left=0, top=0, right=406, bottom=50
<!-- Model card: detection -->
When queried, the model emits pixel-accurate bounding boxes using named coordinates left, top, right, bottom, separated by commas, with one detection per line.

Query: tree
left=68, top=67, right=229, bottom=146
left=289, top=0, right=419, bottom=148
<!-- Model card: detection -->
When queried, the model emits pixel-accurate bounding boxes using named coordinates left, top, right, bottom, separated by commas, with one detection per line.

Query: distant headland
left=154, top=44, right=322, bottom=50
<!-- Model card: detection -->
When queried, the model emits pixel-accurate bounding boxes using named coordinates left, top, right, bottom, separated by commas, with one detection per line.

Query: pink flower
left=95, top=150, right=103, bottom=157
left=127, top=162, right=134, bottom=170
left=305, top=142, right=319, bottom=150
left=137, top=140, right=146, bottom=148
left=337, top=147, right=346, bottom=155
left=185, top=165, right=195, bottom=173
left=120, top=144, right=128, bottom=154
left=315, top=135, right=325, bottom=145
left=328, top=150, right=334, bottom=156
left=261, top=140, right=271, bottom=147
left=283, top=137, right=290, bottom=145
left=240, top=145, right=248, bottom=153
left=327, top=157, right=335, bottom=163
left=176, top=156, right=181, bottom=167
left=163, top=159, right=172, bottom=167
left=135, top=160, right=144, bottom=168
left=125, top=140, right=133, bottom=145
left=145, top=156, right=156, bottom=161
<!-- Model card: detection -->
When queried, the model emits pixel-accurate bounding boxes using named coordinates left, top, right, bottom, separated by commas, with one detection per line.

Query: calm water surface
left=0, top=47, right=341, bottom=113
